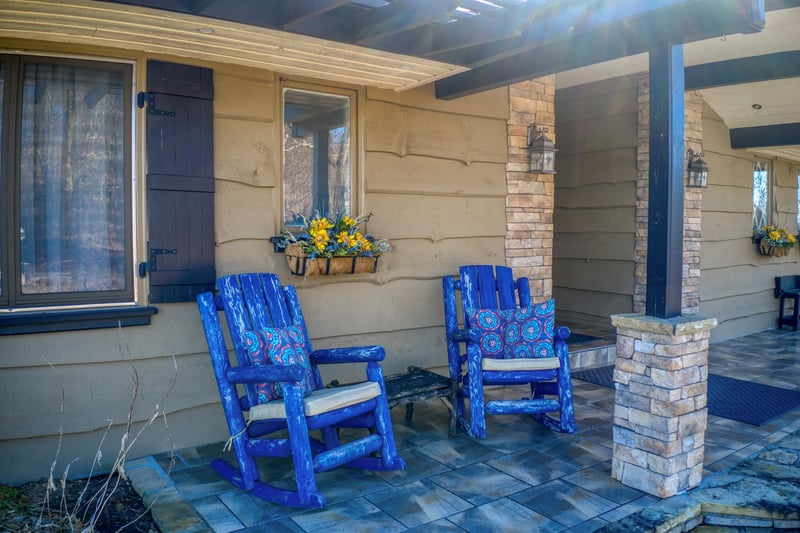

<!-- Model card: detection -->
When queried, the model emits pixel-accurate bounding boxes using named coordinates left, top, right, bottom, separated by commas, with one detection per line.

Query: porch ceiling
left=2, top=0, right=798, bottom=160
left=556, top=6, right=800, bottom=162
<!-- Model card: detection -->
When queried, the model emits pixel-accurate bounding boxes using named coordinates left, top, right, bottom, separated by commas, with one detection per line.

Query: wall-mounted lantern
left=527, top=124, right=557, bottom=174
left=687, top=148, right=709, bottom=188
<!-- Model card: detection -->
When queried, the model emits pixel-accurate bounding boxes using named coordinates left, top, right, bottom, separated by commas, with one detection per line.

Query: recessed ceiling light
left=197, top=27, right=215, bottom=35
left=752, top=103, right=762, bottom=110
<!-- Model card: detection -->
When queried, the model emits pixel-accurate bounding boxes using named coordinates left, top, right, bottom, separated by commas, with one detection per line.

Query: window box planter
left=758, top=238, right=793, bottom=257
left=285, top=244, right=380, bottom=276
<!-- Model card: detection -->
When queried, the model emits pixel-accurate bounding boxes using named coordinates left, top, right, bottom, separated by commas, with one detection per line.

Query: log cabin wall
left=700, top=103, right=800, bottom=340
left=553, top=75, right=640, bottom=329
left=0, top=46, right=513, bottom=484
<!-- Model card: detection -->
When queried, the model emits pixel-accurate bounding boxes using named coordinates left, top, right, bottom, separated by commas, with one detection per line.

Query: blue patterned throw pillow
left=466, top=299, right=555, bottom=360
left=465, top=308, right=505, bottom=359
left=502, top=301, right=555, bottom=359
left=243, top=325, right=315, bottom=402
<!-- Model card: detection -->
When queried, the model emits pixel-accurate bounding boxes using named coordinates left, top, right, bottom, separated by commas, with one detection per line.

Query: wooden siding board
left=0, top=355, right=218, bottom=439
left=214, top=72, right=275, bottom=121
left=553, top=287, right=632, bottom=318
left=700, top=185, right=752, bottom=212
left=368, top=194, right=507, bottom=240
left=700, top=238, right=767, bottom=269
left=365, top=153, right=506, bottom=196
left=365, top=100, right=507, bottom=164
left=554, top=207, right=636, bottom=233
left=215, top=181, right=275, bottom=244
left=553, top=258, right=634, bottom=294
left=702, top=264, right=799, bottom=300
left=554, top=232, right=634, bottom=261
left=555, top=113, right=638, bottom=153
left=702, top=211, right=754, bottom=241
left=380, top=239, right=506, bottom=277
left=555, top=182, right=636, bottom=209
left=556, top=74, right=640, bottom=102
left=0, top=403, right=228, bottom=485
left=556, top=87, right=639, bottom=122
left=296, top=279, right=443, bottom=339
left=214, top=118, right=277, bottom=187
left=554, top=148, right=637, bottom=187
left=367, top=85, right=508, bottom=119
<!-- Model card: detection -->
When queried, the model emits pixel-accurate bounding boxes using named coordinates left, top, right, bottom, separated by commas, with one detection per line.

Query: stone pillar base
left=610, top=313, right=717, bottom=498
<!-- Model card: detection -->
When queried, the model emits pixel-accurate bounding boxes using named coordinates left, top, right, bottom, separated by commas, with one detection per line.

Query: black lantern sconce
left=527, top=124, right=557, bottom=174
left=687, top=148, right=709, bottom=188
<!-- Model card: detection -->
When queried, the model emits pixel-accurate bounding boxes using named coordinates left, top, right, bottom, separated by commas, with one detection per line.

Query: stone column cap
left=610, top=313, right=717, bottom=336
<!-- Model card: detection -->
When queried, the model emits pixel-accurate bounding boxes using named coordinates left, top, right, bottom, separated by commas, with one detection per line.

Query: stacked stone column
left=505, top=77, right=555, bottom=299
left=610, top=313, right=717, bottom=498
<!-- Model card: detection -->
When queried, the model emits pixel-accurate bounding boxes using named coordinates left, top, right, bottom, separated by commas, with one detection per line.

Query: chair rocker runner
left=442, top=265, right=577, bottom=438
left=197, top=273, right=406, bottom=508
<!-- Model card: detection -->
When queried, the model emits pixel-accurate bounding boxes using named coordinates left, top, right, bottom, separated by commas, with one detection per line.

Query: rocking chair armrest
left=310, top=345, right=386, bottom=364
left=447, top=328, right=480, bottom=343
left=226, top=364, right=306, bottom=384
left=555, top=325, right=571, bottom=342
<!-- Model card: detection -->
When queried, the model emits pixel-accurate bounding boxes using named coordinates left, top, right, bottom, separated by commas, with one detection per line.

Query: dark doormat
left=572, top=366, right=800, bottom=426
left=564, top=333, right=603, bottom=344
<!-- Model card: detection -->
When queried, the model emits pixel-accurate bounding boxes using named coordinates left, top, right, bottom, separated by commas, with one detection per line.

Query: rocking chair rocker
left=197, top=273, right=406, bottom=508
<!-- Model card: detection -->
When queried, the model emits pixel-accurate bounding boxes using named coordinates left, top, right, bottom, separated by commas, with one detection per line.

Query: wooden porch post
left=646, top=43, right=685, bottom=319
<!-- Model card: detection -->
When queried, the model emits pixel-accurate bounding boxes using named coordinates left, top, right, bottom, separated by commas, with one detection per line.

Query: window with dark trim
left=0, top=55, right=134, bottom=310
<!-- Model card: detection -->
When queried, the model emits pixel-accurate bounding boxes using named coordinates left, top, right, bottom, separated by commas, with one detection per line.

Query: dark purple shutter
left=145, top=60, right=215, bottom=303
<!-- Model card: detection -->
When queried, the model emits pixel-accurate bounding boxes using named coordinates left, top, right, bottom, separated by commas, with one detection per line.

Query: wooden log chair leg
left=467, top=344, right=487, bottom=439
left=284, top=384, right=326, bottom=509
left=367, top=362, right=406, bottom=469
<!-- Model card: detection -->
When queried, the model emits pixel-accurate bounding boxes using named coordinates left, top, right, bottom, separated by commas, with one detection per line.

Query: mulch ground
left=1, top=474, right=159, bottom=532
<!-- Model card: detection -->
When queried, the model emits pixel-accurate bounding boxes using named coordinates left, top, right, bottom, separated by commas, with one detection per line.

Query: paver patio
left=127, top=327, right=800, bottom=532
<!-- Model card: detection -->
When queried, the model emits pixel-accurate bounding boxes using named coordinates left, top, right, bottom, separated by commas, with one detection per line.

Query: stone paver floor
left=127, top=327, right=800, bottom=532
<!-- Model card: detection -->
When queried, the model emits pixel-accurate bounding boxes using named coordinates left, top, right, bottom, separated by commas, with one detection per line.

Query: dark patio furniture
left=442, top=265, right=577, bottom=438
left=775, top=275, right=800, bottom=331
left=196, top=272, right=405, bottom=508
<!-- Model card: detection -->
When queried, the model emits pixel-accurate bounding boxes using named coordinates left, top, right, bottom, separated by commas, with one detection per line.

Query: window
left=0, top=55, right=133, bottom=309
left=282, top=86, right=354, bottom=227
left=753, top=160, right=770, bottom=232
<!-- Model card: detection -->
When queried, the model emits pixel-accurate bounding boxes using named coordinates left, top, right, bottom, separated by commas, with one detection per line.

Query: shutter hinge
left=138, top=247, right=178, bottom=278
left=136, top=91, right=176, bottom=116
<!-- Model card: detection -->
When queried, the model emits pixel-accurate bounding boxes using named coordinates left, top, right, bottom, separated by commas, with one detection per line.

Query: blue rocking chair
left=442, top=265, right=577, bottom=438
left=197, top=273, right=406, bottom=508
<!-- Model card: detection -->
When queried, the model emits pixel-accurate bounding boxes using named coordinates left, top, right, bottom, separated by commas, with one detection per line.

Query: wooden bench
left=331, top=366, right=456, bottom=436
left=775, top=275, right=800, bottom=331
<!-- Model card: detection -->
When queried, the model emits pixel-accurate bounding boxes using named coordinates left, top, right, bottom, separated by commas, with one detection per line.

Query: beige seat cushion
left=482, top=357, right=560, bottom=371
left=249, top=380, right=382, bottom=421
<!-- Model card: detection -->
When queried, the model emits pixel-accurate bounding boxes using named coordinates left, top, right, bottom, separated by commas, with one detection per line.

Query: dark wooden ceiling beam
left=360, top=0, right=554, bottom=58
left=765, top=0, right=800, bottom=10
left=436, top=0, right=766, bottom=99
left=188, top=0, right=217, bottom=14
left=197, top=0, right=351, bottom=29
left=351, top=0, right=461, bottom=44
left=273, top=0, right=353, bottom=29
left=730, top=123, right=800, bottom=148
left=685, top=51, right=800, bottom=90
